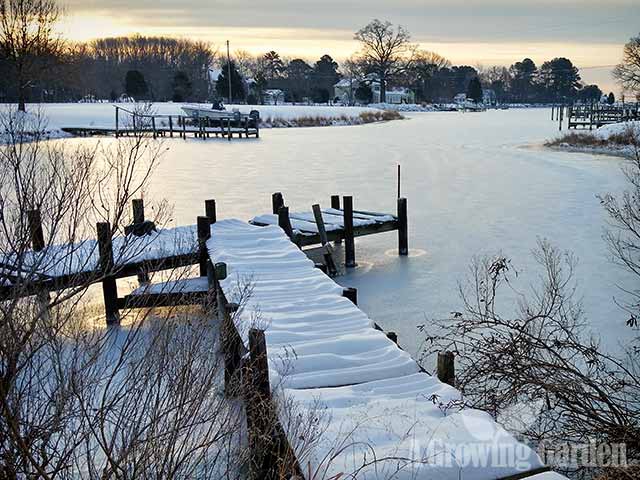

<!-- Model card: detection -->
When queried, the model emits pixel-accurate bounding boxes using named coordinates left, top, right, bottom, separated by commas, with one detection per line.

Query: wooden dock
left=205, top=218, right=554, bottom=479
left=552, top=102, right=640, bottom=131
left=1, top=193, right=405, bottom=324
left=61, top=106, right=260, bottom=140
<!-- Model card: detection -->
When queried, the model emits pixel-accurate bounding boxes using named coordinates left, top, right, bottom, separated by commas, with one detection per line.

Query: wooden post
left=132, top=112, right=137, bottom=132
left=227, top=117, right=232, bottom=141
left=312, top=204, right=328, bottom=246
left=397, top=164, right=401, bottom=199
left=278, top=206, right=294, bottom=240
left=386, top=331, right=398, bottom=345
left=132, top=199, right=144, bottom=225
left=271, top=192, right=284, bottom=215
left=245, top=328, right=280, bottom=479
left=97, top=222, right=119, bottom=325
left=343, top=195, right=356, bottom=268
left=398, top=197, right=408, bottom=256
left=197, top=216, right=210, bottom=277
left=437, top=351, right=455, bottom=387
left=182, top=116, right=186, bottom=139
left=331, top=195, right=342, bottom=244
left=222, top=300, right=241, bottom=395
left=131, top=199, right=149, bottom=283
left=115, top=107, right=119, bottom=138
left=342, top=287, right=357, bottom=305
left=205, top=199, right=217, bottom=224
left=27, top=209, right=45, bottom=251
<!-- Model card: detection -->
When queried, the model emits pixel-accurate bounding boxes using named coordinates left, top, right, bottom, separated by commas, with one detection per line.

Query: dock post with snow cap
left=437, top=351, right=455, bottom=387
left=271, top=192, right=284, bottom=215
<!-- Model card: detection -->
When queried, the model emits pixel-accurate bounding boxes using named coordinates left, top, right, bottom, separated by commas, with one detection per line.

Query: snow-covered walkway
left=207, top=219, right=555, bottom=479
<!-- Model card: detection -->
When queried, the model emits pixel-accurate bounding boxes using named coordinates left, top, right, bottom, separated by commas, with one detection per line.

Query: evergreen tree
left=508, top=58, right=537, bottom=102
left=577, top=84, right=602, bottom=103
left=216, top=61, right=246, bottom=102
left=467, top=76, right=483, bottom=103
left=125, top=70, right=148, bottom=99
left=607, top=92, right=616, bottom=104
left=171, top=71, right=192, bottom=102
left=538, top=58, right=581, bottom=102
left=311, top=55, right=340, bottom=103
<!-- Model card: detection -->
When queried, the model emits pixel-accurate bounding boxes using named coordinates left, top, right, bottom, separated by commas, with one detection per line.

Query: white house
left=334, top=78, right=415, bottom=105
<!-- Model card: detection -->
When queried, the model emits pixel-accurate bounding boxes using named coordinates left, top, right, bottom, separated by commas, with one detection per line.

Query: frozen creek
left=62, top=108, right=635, bottom=355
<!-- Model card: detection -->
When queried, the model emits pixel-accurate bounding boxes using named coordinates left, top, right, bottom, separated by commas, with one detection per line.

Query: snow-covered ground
left=0, top=102, right=387, bottom=139
left=547, top=120, right=639, bottom=158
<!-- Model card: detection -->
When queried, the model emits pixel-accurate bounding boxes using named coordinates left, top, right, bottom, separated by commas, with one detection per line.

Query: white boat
left=181, top=105, right=236, bottom=119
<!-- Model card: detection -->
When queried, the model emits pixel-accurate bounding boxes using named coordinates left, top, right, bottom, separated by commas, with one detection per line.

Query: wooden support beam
left=205, top=199, right=217, bottom=224
left=437, top=351, right=455, bottom=387
left=343, top=195, right=356, bottom=268
left=311, top=204, right=329, bottom=246
left=272, top=192, right=284, bottom=215
left=342, top=287, right=357, bottom=305
left=97, top=222, right=119, bottom=325
left=197, top=216, right=210, bottom=277
left=398, top=197, right=408, bottom=256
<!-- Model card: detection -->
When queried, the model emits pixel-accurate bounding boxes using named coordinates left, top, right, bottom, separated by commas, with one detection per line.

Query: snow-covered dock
left=207, top=219, right=557, bottom=480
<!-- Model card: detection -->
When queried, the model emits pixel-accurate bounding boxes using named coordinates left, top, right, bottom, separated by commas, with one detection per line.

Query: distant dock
left=61, top=105, right=260, bottom=140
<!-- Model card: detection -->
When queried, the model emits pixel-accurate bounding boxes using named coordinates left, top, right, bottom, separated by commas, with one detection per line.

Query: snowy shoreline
left=545, top=120, right=639, bottom=159
left=0, top=102, right=403, bottom=142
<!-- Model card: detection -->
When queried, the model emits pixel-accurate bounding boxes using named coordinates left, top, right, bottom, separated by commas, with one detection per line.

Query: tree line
left=2, top=1, right=639, bottom=109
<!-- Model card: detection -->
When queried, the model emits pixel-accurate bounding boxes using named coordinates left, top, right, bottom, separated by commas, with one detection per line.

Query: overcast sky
left=61, top=0, right=640, bottom=94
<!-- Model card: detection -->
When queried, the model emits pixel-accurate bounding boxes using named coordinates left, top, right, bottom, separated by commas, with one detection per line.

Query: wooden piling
left=214, top=262, right=227, bottom=280
left=132, top=199, right=145, bottom=225
left=331, top=195, right=342, bottom=244
left=342, top=287, right=357, bottom=305
left=222, top=300, right=241, bottom=395
left=97, top=222, right=119, bottom=325
left=132, top=199, right=150, bottom=283
left=437, top=351, right=455, bottom=387
left=27, top=209, right=45, bottom=251
left=115, top=107, right=119, bottom=138
left=343, top=195, right=356, bottom=268
left=272, top=192, right=284, bottom=215
left=197, top=216, right=210, bottom=277
left=278, top=206, right=294, bottom=240
left=398, top=197, right=408, bottom=256
left=205, top=199, right=217, bottom=224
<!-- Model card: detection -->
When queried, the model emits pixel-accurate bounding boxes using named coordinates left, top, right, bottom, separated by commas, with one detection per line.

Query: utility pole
left=226, top=40, right=232, bottom=104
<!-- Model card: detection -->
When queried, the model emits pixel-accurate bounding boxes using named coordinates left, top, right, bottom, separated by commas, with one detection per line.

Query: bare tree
left=614, top=33, right=640, bottom=96
left=420, top=239, right=640, bottom=478
left=0, top=0, right=65, bottom=111
left=353, top=19, right=415, bottom=103
left=0, top=108, right=247, bottom=479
